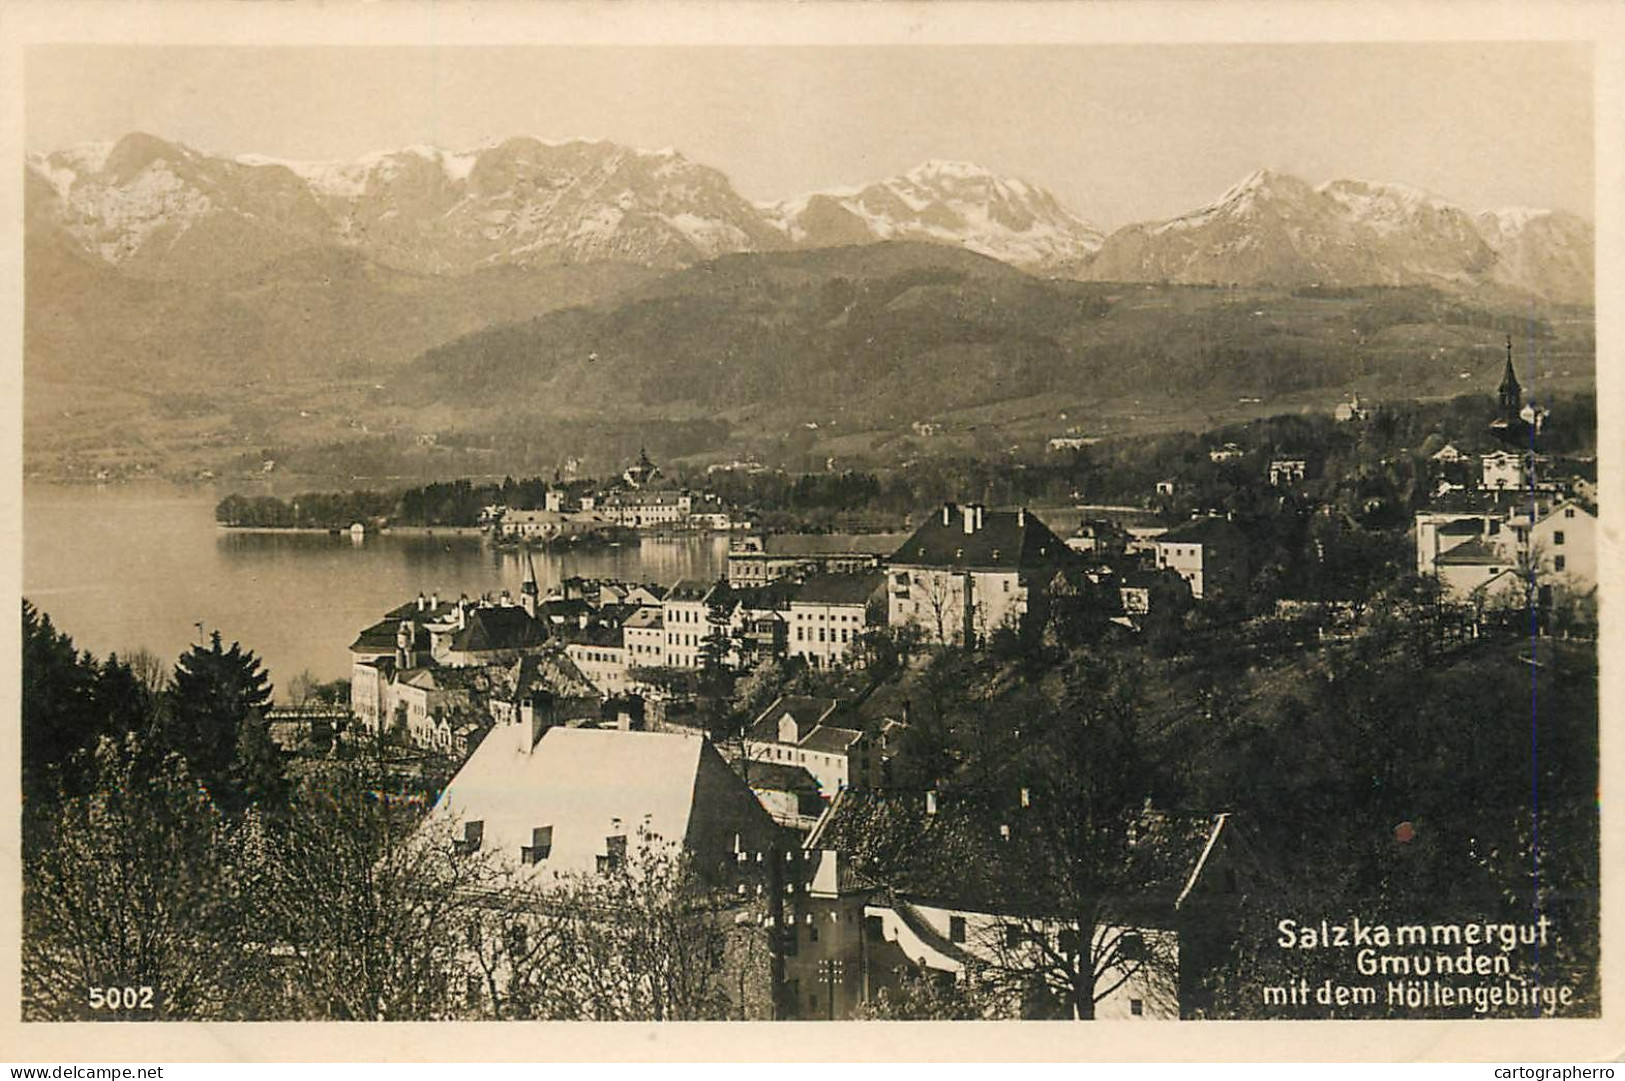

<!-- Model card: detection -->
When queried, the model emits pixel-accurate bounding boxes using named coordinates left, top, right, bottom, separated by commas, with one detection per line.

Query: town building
left=1334, top=392, right=1369, bottom=423
left=792, top=789, right=1235, bottom=1020
left=431, top=724, right=783, bottom=883
left=622, top=447, right=662, bottom=489
left=621, top=605, right=667, bottom=668
left=1152, top=517, right=1249, bottom=602
left=1267, top=457, right=1308, bottom=487
left=787, top=572, right=886, bottom=669
left=662, top=578, right=719, bottom=669
left=727, top=534, right=903, bottom=588
left=886, top=504, right=1073, bottom=647
left=744, top=696, right=872, bottom=798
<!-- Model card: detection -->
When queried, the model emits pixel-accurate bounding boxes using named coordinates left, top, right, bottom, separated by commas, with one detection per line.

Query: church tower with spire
left=1497, top=335, right=1522, bottom=424
left=1490, top=335, right=1531, bottom=446
left=520, top=547, right=540, bottom=618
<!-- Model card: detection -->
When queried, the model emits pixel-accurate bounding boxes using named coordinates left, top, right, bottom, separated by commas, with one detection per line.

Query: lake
left=23, top=484, right=728, bottom=695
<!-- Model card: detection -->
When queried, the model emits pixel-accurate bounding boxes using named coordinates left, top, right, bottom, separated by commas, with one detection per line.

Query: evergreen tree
left=161, top=631, right=276, bottom=813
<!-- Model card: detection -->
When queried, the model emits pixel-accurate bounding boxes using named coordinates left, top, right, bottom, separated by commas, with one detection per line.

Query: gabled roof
left=1435, top=537, right=1511, bottom=566
left=889, top=505, right=1070, bottom=571
left=429, top=727, right=776, bottom=881
left=754, top=533, right=907, bottom=557
left=622, top=607, right=665, bottom=631
left=732, top=581, right=796, bottom=612
left=448, top=606, right=549, bottom=654
left=1157, top=516, right=1246, bottom=546
left=746, top=695, right=842, bottom=743
left=792, top=572, right=886, bottom=607
left=806, top=788, right=1226, bottom=920
left=665, top=578, right=716, bottom=603
left=739, top=761, right=822, bottom=795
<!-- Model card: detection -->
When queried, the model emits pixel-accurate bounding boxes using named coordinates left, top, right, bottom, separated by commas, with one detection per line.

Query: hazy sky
left=26, top=42, right=1593, bottom=229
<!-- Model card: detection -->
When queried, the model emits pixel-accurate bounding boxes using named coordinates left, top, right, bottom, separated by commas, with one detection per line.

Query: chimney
left=431, top=591, right=440, bottom=609
left=976, top=505, right=984, bottom=530
left=962, top=505, right=976, bottom=535
left=926, top=790, right=938, bottom=816
left=1017, top=508, right=1026, bottom=527
left=942, top=504, right=953, bottom=526
left=417, top=592, right=426, bottom=612
left=519, top=697, right=547, bottom=754
left=457, top=601, right=467, bottom=630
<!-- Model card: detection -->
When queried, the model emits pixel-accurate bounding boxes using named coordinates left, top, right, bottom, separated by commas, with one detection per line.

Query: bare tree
left=22, top=737, right=252, bottom=1020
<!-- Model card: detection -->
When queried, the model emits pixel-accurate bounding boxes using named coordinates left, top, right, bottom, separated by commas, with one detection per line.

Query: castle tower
left=520, top=547, right=539, bottom=618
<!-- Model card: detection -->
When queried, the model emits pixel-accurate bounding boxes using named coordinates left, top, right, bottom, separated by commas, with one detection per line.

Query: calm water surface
left=23, top=484, right=727, bottom=693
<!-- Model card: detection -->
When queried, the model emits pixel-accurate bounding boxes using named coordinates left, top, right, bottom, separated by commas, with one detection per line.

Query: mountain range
left=26, top=132, right=1593, bottom=301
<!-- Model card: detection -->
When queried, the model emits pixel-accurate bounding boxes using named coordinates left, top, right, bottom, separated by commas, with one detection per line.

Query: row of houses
left=422, top=715, right=1236, bottom=1020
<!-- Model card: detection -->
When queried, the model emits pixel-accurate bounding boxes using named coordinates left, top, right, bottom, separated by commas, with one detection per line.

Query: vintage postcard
left=2, top=0, right=1621, bottom=1064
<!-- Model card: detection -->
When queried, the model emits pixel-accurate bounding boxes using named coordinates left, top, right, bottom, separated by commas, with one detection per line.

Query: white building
left=788, top=572, right=884, bottom=669
left=886, top=504, right=1072, bottom=647
left=744, top=696, right=870, bottom=797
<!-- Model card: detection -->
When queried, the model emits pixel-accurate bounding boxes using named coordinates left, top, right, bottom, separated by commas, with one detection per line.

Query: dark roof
left=792, top=572, right=886, bottom=607
left=806, top=788, right=1224, bottom=920
left=732, top=581, right=797, bottom=611
left=759, top=533, right=906, bottom=557
left=1437, top=518, right=1488, bottom=536
left=889, top=505, right=1071, bottom=571
left=746, top=695, right=842, bottom=743
left=1435, top=537, right=1511, bottom=566
left=738, top=760, right=822, bottom=794
left=448, top=607, right=549, bottom=654
left=1157, top=516, right=1246, bottom=547
left=666, top=578, right=716, bottom=603
left=800, top=725, right=865, bottom=754
left=492, top=650, right=600, bottom=703
left=349, top=616, right=430, bottom=654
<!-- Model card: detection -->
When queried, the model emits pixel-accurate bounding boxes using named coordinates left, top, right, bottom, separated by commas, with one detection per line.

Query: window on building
left=1565, top=508, right=1576, bottom=518
left=1130, top=999, right=1144, bottom=1017
left=520, top=825, right=551, bottom=864
left=597, top=834, right=627, bottom=874
left=1555, top=555, right=1566, bottom=572
left=865, top=915, right=885, bottom=943
left=950, top=916, right=967, bottom=943
left=1118, top=932, right=1146, bottom=962
left=455, top=820, right=485, bottom=856
left=809, top=923, right=819, bottom=943
left=1005, top=924, right=1024, bottom=949
left=1554, top=531, right=1566, bottom=546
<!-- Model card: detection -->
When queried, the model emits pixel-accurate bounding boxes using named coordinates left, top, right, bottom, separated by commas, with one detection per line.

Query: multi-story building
left=886, top=504, right=1073, bottom=647
left=743, top=696, right=870, bottom=797
left=662, top=578, right=718, bottom=669
left=1152, top=516, right=1249, bottom=602
left=621, top=606, right=667, bottom=667
left=727, top=534, right=902, bottom=588
left=790, top=790, right=1236, bottom=1020
left=787, top=572, right=885, bottom=669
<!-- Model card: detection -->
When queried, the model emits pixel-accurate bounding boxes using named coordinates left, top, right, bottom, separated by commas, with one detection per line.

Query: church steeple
left=520, top=547, right=539, bottom=618
left=1497, top=334, right=1522, bottom=423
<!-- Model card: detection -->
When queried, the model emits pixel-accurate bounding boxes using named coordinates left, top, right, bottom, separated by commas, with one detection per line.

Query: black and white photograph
left=4, top=0, right=1619, bottom=1064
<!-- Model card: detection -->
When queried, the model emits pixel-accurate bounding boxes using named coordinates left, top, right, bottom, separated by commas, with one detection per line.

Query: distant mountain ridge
left=25, top=132, right=1593, bottom=300
left=1079, top=168, right=1593, bottom=302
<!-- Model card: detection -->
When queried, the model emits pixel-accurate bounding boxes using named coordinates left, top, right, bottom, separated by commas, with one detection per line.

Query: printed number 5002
left=89, top=986, right=155, bottom=1010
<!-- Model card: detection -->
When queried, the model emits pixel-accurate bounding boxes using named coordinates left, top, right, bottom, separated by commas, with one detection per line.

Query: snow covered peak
left=906, top=159, right=999, bottom=182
